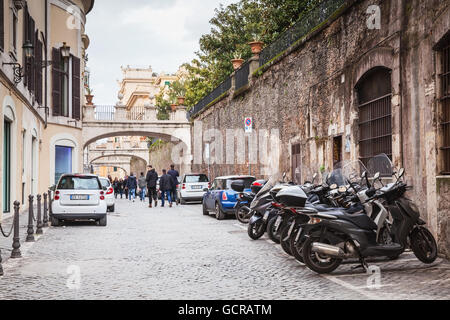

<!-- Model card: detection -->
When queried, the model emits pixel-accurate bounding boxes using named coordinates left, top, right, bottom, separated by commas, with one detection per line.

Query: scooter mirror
left=361, top=171, right=367, bottom=179
left=312, top=173, right=317, bottom=182
left=398, top=168, right=405, bottom=178
left=374, top=172, right=380, bottom=180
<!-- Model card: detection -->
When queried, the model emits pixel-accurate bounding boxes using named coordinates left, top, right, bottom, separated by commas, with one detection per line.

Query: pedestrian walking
left=146, top=165, right=159, bottom=208
left=113, top=177, right=120, bottom=199
left=159, top=169, right=174, bottom=208
left=118, top=178, right=124, bottom=199
left=167, top=164, right=180, bottom=205
left=138, top=172, right=147, bottom=202
left=123, top=175, right=130, bottom=200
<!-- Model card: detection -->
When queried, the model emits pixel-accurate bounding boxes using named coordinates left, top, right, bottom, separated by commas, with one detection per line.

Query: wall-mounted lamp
left=2, top=40, right=34, bottom=84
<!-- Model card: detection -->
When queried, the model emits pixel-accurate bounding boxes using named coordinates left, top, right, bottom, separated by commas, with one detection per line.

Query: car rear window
left=100, top=179, right=111, bottom=188
left=184, top=175, right=209, bottom=183
left=225, top=177, right=255, bottom=190
left=58, top=176, right=102, bottom=190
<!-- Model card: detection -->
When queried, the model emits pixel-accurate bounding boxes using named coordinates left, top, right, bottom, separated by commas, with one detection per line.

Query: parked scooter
left=232, top=180, right=266, bottom=224
left=300, top=166, right=438, bottom=274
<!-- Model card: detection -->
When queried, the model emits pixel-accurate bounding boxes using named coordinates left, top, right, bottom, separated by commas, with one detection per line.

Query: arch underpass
left=82, top=105, right=192, bottom=174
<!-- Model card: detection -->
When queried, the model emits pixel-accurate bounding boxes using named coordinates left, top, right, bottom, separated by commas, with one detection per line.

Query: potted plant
left=231, top=51, right=244, bottom=70
left=249, top=34, right=264, bottom=55
left=85, top=87, right=94, bottom=104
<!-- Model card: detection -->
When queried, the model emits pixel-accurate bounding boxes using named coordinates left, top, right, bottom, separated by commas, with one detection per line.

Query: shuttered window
left=0, top=0, right=4, bottom=50
left=35, top=37, right=43, bottom=105
left=52, top=47, right=62, bottom=116
left=440, top=38, right=450, bottom=174
left=23, top=6, right=36, bottom=95
left=72, top=55, right=81, bottom=120
left=356, top=68, right=392, bottom=167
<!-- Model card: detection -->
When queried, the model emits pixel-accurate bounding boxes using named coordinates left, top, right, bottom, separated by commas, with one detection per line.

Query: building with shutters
left=0, top=0, right=94, bottom=220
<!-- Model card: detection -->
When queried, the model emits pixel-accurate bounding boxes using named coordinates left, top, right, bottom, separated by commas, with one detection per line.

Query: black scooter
left=301, top=168, right=438, bottom=274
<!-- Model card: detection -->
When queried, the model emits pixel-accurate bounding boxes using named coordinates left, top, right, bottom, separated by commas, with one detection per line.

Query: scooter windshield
left=338, top=160, right=368, bottom=185
left=366, top=153, right=394, bottom=178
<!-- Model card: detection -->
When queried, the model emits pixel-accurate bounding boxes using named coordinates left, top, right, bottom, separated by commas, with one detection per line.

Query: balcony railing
left=95, top=105, right=115, bottom=121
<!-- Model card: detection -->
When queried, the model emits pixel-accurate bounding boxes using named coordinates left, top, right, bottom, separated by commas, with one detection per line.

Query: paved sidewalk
left=0, top=198, right=448, bottom=300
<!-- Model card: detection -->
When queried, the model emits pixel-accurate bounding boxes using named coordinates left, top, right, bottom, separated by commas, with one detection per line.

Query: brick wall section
left=191, top=0, right=450, bottom=257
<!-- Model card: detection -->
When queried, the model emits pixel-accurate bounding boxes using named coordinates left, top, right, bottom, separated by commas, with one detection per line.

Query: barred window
left=439, top=37, right=450, bottom=174
left=356, top=68, right=392, bottom=167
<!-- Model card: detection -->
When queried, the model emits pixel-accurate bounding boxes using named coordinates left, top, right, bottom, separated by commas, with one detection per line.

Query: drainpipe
left=44, top=0, right=48, bottom=128
left=399, top=0, right=405, bottom=168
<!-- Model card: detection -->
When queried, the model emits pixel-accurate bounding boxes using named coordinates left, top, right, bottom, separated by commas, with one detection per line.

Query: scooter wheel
left=302, top=236, right=342, bottom=274
left=410, top=227, right=438, bottom=264
left=247, top=219, right=265, bottom=240
left=267, top=216, right=281, bottom=244
left=280, top=222, right=293, bottom=256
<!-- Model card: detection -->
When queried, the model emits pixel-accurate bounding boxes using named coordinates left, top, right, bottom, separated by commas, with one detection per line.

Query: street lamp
left=1, top=40, right=34, bottom=84
left=60, top=42, right=71, bottom=59
left=22, top=40, right=34, bottom=59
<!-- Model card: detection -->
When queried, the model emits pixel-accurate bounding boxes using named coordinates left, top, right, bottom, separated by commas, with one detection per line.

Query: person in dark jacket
left=146, top=165, right=159, bottom=208
left=126, top=173, right=138, bottom=202
left=123, top=176, right=129, bottom=199
left=159, top=169, right=174, bottom=207
left=167, top=164, right=180, bottom=205
left=118, top=178, right=124, bottom=199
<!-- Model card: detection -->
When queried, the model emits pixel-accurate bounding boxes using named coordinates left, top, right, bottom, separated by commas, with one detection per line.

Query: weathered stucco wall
left=191, top=0, right=449, bottom=257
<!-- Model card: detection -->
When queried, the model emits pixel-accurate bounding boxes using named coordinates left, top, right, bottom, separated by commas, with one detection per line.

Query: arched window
left=356, top=67, right=392, bottom=166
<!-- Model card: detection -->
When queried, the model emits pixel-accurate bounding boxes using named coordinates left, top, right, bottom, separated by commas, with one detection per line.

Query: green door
left=3, top=120, right=11, bottom=213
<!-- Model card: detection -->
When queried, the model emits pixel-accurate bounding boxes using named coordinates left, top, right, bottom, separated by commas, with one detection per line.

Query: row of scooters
left=231, top=154, right=438, bottom=274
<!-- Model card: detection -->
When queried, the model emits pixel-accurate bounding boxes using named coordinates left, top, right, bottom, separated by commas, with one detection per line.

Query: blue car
left=202, top=175, right=256, bottom=220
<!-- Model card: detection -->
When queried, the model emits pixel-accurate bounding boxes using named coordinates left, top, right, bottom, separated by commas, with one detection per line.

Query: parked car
left=177, top=173, right=210, bottom=204
left=99, top=177, right=115, bottom=212
left=51, top=174, right=107, bottom=226
left=202, top=175, right=256, bottom=220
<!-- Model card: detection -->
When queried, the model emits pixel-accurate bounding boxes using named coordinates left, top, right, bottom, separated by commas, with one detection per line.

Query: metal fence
left=260, top=0, right=347, bottom=67
left=235, top=60, right=250, bottom=91
left=95, top=105, right=115, bottom=121
left=188, top=77, right=232, bottom=119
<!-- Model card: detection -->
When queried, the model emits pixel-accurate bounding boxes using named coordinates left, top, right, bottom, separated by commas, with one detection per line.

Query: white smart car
left=177, top=173, right=210, bottom=204
left=99, top=177, right=115, bottom=212
left=51, top=174, right=108, bottom=226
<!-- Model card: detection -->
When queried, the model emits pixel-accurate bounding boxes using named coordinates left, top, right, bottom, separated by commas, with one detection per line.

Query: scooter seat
left=322, top=210, right=378, bottom=231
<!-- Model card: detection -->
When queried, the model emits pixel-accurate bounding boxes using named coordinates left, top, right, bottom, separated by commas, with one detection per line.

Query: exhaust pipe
left=311, top=242, right=345, bottom=258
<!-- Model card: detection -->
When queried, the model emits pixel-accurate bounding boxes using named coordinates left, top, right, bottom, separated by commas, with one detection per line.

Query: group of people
left=110, top=164, right=179, bottom=208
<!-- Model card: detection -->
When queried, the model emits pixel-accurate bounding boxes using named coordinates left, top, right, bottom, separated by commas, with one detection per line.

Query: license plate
left=191, top=185, right=202, bottom=190
left=71, top=195, right=89, bottom=200
left=263, top=211, right=270, bottom=221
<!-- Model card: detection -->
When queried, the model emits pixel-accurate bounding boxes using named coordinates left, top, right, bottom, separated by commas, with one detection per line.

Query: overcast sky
left=85, top=0, right=237, bottom=105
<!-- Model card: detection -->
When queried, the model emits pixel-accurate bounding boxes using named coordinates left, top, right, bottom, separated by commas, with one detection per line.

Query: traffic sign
left=245, top=117, right=252, bottom=133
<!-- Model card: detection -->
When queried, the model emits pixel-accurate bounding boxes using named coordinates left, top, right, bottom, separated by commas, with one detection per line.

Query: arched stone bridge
left=82, top=104, right=192, bottom=173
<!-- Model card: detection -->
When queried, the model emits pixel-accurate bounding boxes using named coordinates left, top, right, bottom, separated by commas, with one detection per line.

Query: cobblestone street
left=0, top=199, right=449, bottom=300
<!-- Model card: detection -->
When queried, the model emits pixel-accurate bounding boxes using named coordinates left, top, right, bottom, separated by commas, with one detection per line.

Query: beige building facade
left=1, top=0, right=94, bottom=220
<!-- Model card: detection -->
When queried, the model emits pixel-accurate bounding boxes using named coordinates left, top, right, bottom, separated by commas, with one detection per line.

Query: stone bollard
left=36, top=195, right=43, bottom=235
left=26, top=195, right=35, bottom=242
left=11, top=201, right=22, bottom=259
left=43, top=193, right=49, bottom=227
